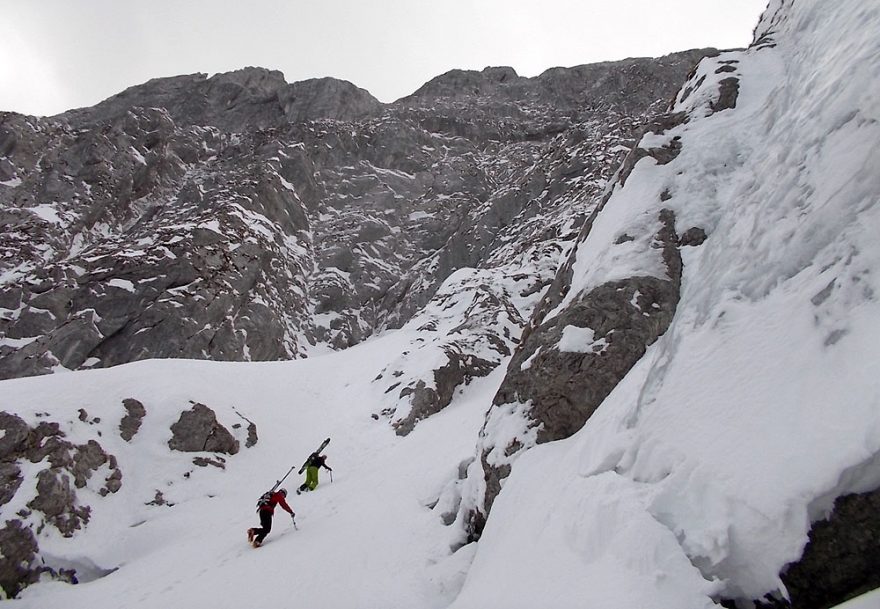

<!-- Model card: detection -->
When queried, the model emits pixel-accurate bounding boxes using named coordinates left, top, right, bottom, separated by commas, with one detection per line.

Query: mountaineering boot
left=252, top=537, right=262, bottom=548
left=247, top=528, right=255, bottom=543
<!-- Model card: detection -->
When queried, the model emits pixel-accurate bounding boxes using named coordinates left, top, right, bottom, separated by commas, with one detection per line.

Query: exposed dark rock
left=168, top=403, right=239, bottom=454
left=193, top=456, right=226, bottom=469
left=0, top=412, right=29, bottom=460
left=679, top=226, right=708, bottom=247
left=28, top=469, right=89, bottom=537
left=232, top=409, right=259, bottom=448
left=0, top=462, right=22, bottom=507
left=393, top=348, right=496, bottom=436
left=752, top=488, right=880, bottom=609
left=377, top=278, right=526, bottom=435
left=146, top=490, right=172, bottom=506
left=119, top=398, right=146, bottom=442
left=0, top=520, right=39, bottom=598
left=102, top=468, right=122, bottom=495
left=245, top=422, right=258, bottom=448
left=279, top=77, right=383, bottom=124
left=616, top=112, right=688, bottom=187
left=711, top=77, right=741, bottom=113
left=0, top=412, right=121, bottom=546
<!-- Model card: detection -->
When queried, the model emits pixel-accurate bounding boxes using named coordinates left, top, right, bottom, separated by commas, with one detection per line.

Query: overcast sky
left=1, top=0, right=768, bottom=117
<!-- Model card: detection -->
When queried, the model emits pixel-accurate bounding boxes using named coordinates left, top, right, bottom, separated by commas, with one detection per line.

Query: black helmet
left=279, top=488, right=287, bottom=497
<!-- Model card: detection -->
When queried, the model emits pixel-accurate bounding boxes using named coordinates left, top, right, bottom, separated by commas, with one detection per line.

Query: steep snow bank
left=452, top=0, right=880, bottom=605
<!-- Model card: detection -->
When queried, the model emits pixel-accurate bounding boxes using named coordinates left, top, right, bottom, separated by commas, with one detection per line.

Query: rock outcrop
left=119, top=397, right=146, bottom=441
left=0, top=411, right=121, bottom=595
left=0, top=395, right=253, bottom=597
left=757, top=489, right=880, bottom=609
left=168, top=402, right=239, bottom=455
left=0, top=520, right=42, bottom=598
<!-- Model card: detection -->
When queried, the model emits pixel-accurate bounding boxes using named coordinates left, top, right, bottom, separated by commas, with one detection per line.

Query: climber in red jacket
left=248, top=488, right=295, bottom=547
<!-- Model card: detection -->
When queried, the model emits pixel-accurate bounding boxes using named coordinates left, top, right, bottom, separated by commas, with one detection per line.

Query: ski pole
left=330, top=471, right=333, bottom=483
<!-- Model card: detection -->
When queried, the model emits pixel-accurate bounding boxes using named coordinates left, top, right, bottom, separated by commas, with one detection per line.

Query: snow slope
left=5, top=328, right=500, bottom=608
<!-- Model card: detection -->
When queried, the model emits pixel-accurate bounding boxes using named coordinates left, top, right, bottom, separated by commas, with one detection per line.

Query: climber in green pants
left=298, top=452, right=332, bottom=493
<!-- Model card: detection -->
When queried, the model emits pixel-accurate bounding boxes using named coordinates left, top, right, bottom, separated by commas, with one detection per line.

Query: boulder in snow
left=168, top=402, right=240, bottom=455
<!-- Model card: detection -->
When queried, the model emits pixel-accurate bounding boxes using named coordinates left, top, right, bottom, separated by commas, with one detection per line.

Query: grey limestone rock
left=0, top=411, right=29, bottom=460
left=393, top=348, right=497, bottom=436
left=168, top=402, right=239, bottom=455
left=0, top=461, right=22, bottom=507
left=679, top=226, right=708, bottom=247
left=119, top=398, right=146, bottom=441
left=0, top=520, right=40, bottom=599
left=279, top=78, right=383, bottom=124
left=375, top=273, right=526, bottom=435
left=711, top=77, right=741, bottom=113
left=0, top=412, right=122, bottom=537
left=28, top=468, right=89, bottom=537
left=245, top=422, right=258, bottom=448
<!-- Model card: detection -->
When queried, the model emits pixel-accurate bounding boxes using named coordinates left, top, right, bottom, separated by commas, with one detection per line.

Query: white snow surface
left=4, top=1, right=880, bottom=607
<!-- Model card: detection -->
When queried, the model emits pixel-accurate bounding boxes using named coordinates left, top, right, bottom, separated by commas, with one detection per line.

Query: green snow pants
left=303, top=465, right=319, bottom=491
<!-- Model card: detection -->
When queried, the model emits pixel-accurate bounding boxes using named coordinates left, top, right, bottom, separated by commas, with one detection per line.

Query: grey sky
left=1, top=0, right=768, bottom=116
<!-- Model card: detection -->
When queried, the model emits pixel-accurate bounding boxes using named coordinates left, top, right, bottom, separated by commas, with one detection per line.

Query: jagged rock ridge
left=0, top=50, right=713, bottom=382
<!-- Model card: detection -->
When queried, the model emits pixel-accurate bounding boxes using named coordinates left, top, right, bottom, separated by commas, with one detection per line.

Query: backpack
left=256, top=491, right=273, bottom=511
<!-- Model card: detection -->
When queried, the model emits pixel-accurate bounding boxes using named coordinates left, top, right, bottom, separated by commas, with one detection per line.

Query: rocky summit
left=0, top=50, right=711, bottom=382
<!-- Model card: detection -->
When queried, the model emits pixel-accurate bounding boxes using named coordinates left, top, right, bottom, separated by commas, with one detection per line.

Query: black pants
left=254, top=510, right=273, bottom=543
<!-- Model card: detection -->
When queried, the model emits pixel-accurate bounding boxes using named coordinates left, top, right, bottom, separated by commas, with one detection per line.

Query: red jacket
left=260, top=491, right=294, bottom=515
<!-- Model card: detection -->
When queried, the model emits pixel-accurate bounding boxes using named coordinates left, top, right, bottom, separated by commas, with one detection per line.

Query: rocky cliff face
left=0, top=50, right=712, bottom=382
